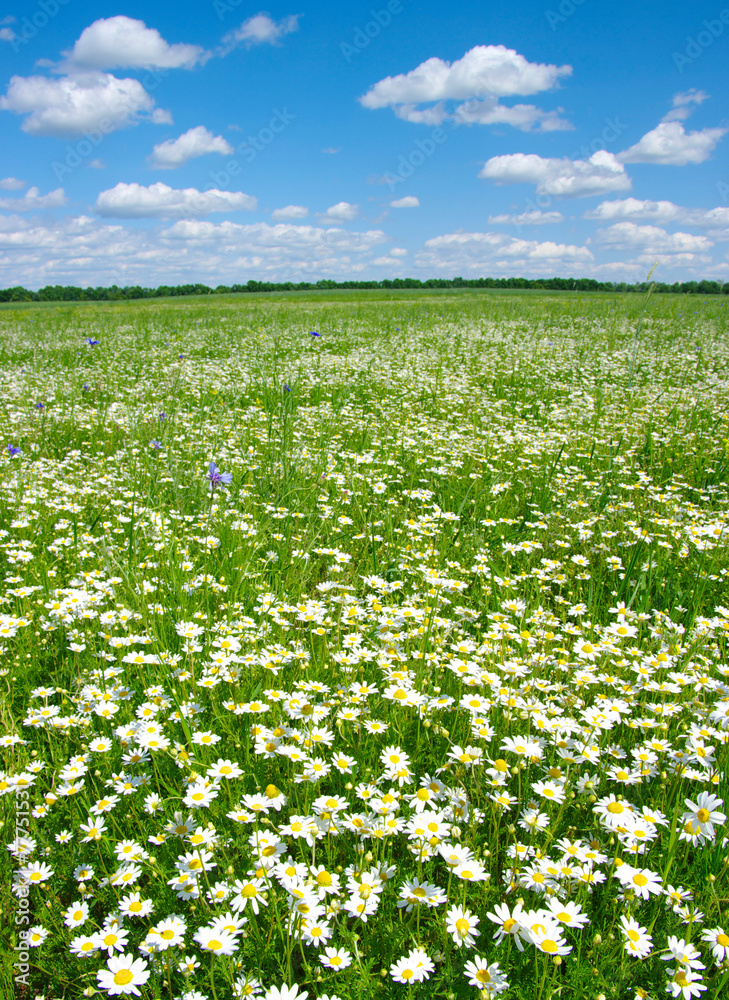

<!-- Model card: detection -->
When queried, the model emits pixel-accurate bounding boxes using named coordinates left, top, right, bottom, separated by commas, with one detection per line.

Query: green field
left=1, top=290, right=728, bottom=1000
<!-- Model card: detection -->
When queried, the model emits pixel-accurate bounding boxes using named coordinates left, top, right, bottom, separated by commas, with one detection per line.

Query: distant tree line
left=1, top=276, right=727, bottom=303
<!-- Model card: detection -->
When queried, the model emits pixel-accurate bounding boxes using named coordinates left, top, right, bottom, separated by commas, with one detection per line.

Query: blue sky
left=0, top=0, right=728, bottom=288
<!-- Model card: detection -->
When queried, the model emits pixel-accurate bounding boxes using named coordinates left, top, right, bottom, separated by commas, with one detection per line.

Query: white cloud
left=488, top=210, right=564, bottom=225
left=271, top=205, right=309, bottom=220
left=0, top=27, right=15, bottom=42
left=149, top=126, right=234, bottom=169
left=453, top=97, right=571, bottom=132
left=89, top=159, right=106, bottom=169
left=415, top=230, right=593, bottom=275
left=480, top=150, right=631, bottom=198
left=162, top=218, right=385, bottom=253
left=371, top=255, right=408, bottom=266
left=67, top=16, right=207, bottom=70
left=321, top=147, right=340, bottom=154
left=594, top=222, right=712, bottom=254
left=633, top=251, right=714, bottom=268
left=0, top=177, right=26, bottom=191
left=0, top=72, right=160, bottom=136
left=619, top=122, right=726, bottom=165
left=222, top=13, right=300, bottom=52
left=319, top=201, right=359, bottom=222
left=361, top=45, right=570, bottom=107
left=390, top=196, right=419, bottom=208
left=585, top=198, right=683, bottom=224
left=583, top=198, right=729, bottom=231
left=0, top=186, right=66, bottom=211
left=661, top=89, right=709, bottom=123
left=360, top=45, right=572, bottom=132
left=0, top=214, right=390, bottom=288
left=94, top=182, right=257, bottom=219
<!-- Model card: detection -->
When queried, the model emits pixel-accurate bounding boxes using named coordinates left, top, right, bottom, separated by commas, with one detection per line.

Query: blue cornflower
left=7, top=445, right=21, bottom=456
left=35, top=402, right=44, bottom=410
left=158, top=412, right=167, bottom=422
left=150, top=440, right=163, bottom=450
left=283, top=384, right=291, bottom=392
left=309, top=331, right=321, bottom=337
left=86, top=338, right=100, bottom=346
left=206, top=462, right=233, bottom=492
left=82, top=385, right=91, bottom=393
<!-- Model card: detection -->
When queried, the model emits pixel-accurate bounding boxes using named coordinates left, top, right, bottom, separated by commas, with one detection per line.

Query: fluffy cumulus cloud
left=149, top=126, right=234, bottom=169
left=0, top=176, right=26, bottom=191
left=452, top=96, right=571, bottom=132
left=361, top=46, right=570, bottom=105
left=66, top=16, right=208, bottom=70
left=271, top=205, right=309, bottom=220
left=415, top=230, right=593, bottom=275
left=319, top=201, right=359, bottom=222
left=618, top=122, right=726, bottom=165
left=94, top=182, right=257, bottom=219
left=488, top=210, right=564, bottom=225
left=593, top=222, right=713, bottom=254
left=585, top=198, right=729, bottom=229
left=390, top=196, right=420, bottom=208
left=480, top=150, right=631, bottom=198
left=0, top=186, right=66, bottom=211
left=360, top=45, right=572, bottom=131
left=221, top=13, right=300, bottom=53
left=0, top=214, right=390, bottom=288
left=0, top=72, right=163, bottom=136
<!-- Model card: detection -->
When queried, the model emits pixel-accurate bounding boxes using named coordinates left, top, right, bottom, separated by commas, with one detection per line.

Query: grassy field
left=0, top=289, right=728, bottom=1000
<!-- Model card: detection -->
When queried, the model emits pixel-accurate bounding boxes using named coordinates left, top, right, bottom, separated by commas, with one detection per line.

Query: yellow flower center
left=113, top=970, right=134, bottom=986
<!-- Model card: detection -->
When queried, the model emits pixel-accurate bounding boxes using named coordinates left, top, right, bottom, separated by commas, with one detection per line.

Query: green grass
left=0, top=289, right=727, bottom=1000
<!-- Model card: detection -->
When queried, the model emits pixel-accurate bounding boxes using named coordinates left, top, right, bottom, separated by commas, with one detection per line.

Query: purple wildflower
left=150, top=440, right=163, bottom=450
left=35, top=402, right=44, bottom=410
left=309, top=331, right=321, bottom=337
left=283, top=384, right=291, bottom=392
left=7, top=445, right=21, bottom=456
left=206, top=462, right=233, bottom=493
left=86, top=338, right=100, bottom=346
left=158, top=412, right=167, bottom=422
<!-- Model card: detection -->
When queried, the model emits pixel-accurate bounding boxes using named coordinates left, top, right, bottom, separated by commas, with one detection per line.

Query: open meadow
left=1, top=289, right=728, bottom=1000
